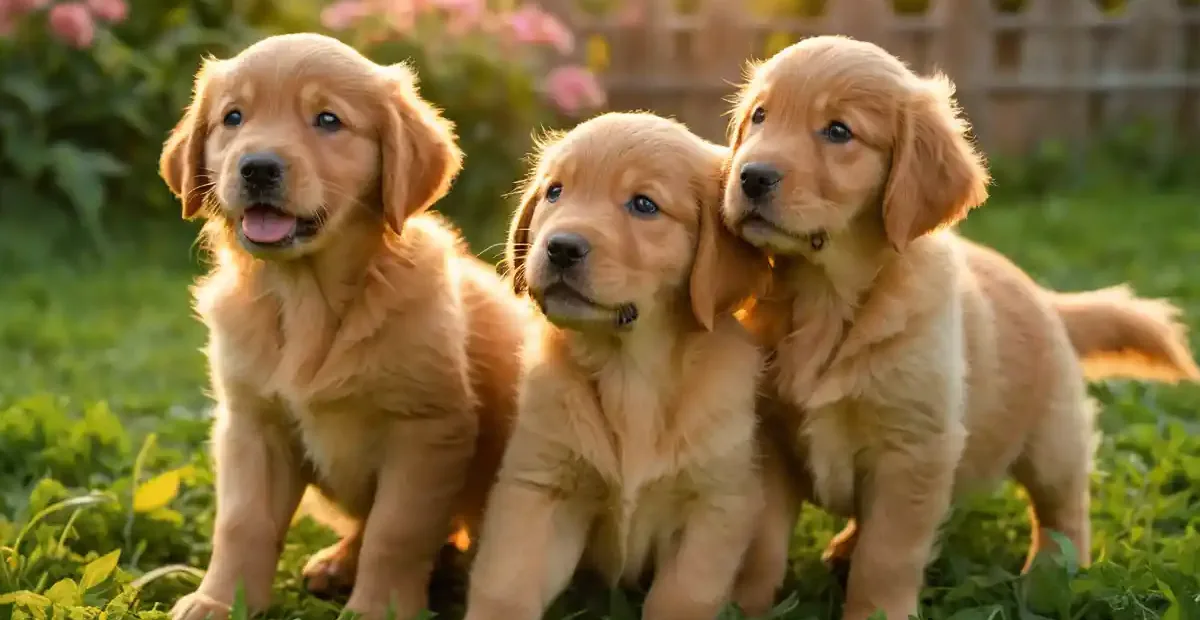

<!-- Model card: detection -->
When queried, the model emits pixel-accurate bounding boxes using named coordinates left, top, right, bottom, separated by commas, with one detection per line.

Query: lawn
left=1, top=189, right=1199, bottom=620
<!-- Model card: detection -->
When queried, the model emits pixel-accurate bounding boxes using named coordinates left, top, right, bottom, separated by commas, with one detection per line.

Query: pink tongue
left=242, top=208, right=297, bottom=243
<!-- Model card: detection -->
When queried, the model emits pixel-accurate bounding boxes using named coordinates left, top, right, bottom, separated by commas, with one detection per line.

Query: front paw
left=303, top=537, right=359, bottom=597
left=171, top=591, right=233, bottom=620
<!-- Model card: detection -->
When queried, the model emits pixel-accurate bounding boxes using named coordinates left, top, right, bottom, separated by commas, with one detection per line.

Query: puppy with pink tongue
left=241, top=205, right=307, bottom=245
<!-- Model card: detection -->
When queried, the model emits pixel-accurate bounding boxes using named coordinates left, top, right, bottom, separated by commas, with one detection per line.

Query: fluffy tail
left=1048, top=284, right=1200, bottom=383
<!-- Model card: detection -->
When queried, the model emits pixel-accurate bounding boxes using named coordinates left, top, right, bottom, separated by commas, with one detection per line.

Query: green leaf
left=82, top=151, right=128, bottom=178
left=759, top=593, right=800, bottom=620
left=230, top=583, right=250, bottom=620
left=11, top=492, right=116, bottom=559
left=2, top=590, right=49, bottom=620
left=47, top=142, right=109, bottom=252
left=1045, top=530, right=1080, bottom=576
left=0, top=118, right=47, bottom=180
left=43, top=578, right=81, bottom=606
left=0, top=74, right=57, bottom=114
left=132, top=468, right=183, bottom=513
left=946, top=606, right=1004, bottom=620
left=0, top=591, right=51, bottom=607
left=80, top=549, right=121, bottom=590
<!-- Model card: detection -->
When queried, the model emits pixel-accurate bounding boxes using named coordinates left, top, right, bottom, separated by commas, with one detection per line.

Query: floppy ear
left=160, top=59, right=222, bottom=220
left=505, top=176, right=541, bottom=295
left=689, top=157, right=771, bottom=331
left=882, top=74, right=989, bottom=252
left=379, top=63, right=464, bottom=233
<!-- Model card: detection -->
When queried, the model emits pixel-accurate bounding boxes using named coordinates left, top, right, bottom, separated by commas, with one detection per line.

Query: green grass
left=2, top=190, right=1199, bottom=620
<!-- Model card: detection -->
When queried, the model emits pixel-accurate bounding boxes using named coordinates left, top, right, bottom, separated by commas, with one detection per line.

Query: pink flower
left=321, top=0, right=373, bottom=31
left=505, top=4, right=573, bottom=55
left=86, top=0, right=127, bottom=23
left=48, top=2, right=95, bottom=49
left=544, top=65, right=605, bottom=116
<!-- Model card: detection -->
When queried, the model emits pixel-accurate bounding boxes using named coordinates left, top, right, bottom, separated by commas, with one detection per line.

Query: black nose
left=239, top=152, right=284, bottom=189
left=739, top=162, right=781, bottom=200
left=545, top=232, right=590, bottom=269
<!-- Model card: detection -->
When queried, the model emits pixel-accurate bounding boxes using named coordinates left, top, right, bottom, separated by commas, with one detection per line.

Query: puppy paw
left=303, top=538, right=359, bottom=598
left=171, top=591, right=232, bottom=620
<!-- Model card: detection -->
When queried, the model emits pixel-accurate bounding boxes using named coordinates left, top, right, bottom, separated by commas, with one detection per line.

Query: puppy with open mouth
left=722, top=35, right=1200, bottom=620
left=159, top=33, right=528, bottom=620
left=462, top=112, right=799, bottom=620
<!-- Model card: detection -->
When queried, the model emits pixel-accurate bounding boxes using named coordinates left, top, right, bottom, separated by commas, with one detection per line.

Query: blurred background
left=2, top=1, right=1199, bottom=619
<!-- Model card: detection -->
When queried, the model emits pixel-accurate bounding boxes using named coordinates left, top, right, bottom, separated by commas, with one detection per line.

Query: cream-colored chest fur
left=563, top=328, right=760, bottom=584
left=782, top=234, right=969, bottom=518
left=198, top=251, right=468, bottom=518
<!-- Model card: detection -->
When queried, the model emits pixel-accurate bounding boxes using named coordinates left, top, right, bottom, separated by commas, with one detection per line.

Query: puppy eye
left=627, top=194, right=659, bottom=217
left=751, top=107, right=766, bottom=124
left=222, top=110, right=243, bottom=128
left=315, top=111, right=342, bottom=131
left=545, top=183, right=563, bottom=203
left=822, top=121, right=853, bottom=144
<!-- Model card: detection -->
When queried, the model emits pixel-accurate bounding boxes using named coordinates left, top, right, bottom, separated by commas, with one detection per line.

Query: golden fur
left=159, top=33, right=527, bottom=620
left=722, top=35, right=1200, bottom=620
left=462, top=112, right=792, bottom=620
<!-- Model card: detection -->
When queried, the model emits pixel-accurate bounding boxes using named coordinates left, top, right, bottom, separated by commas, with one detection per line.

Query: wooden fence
left=543, top=0, right=1200, bottom=156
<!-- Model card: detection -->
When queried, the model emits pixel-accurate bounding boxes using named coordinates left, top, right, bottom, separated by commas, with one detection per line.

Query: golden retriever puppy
left=461, top=112, right=792, bottom=620
left=158, top=33, right=526, bottom=620
left=722, top=35, right=1200, bottom=620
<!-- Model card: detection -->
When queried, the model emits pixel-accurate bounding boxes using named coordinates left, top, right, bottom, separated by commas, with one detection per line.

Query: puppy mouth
left=238, top=204, right=323, bottom=248
left=737, top=213, right=828, bottom=255
left=533, top=282, right=639, bottom=331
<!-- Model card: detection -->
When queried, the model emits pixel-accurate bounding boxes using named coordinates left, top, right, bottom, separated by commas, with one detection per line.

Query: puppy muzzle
left=736, top=210, right=828, bottom=255
left=531, top=280, right=639, bottom=331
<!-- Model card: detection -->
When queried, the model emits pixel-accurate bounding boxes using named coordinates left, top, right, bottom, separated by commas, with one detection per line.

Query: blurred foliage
left=0, top=0, right=292, bottom=255
left=986, top=117, right=1200, bottom=202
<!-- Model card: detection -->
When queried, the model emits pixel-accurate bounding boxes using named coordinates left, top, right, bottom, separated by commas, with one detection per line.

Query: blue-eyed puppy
left=462, top=112, right=795, bottom=620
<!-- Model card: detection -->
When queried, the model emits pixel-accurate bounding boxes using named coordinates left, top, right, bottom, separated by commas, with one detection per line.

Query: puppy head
left=159, top=33, right=462, bottom=260
left=506, top=112, right=767, bottom=333
left=723, top=35, right=989, bottom=257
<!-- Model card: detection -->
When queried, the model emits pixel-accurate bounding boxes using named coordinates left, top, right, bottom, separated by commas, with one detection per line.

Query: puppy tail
left=1048, top=284, right=1200, bottom=383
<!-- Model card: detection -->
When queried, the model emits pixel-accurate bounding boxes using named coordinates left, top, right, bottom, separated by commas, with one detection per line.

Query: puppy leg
left=732, top=438, right=803, bottom=618
left=464, top=479, right=593, bottom=620
left=344, top=415, right=478, bottom=620
left=842, top=445, right=959, bottom=620
left=172, top=401, right=307, bottom=620
left=1012, top=394, right=1094, bottom=572
left=643, top=471, right=761, bottom=620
